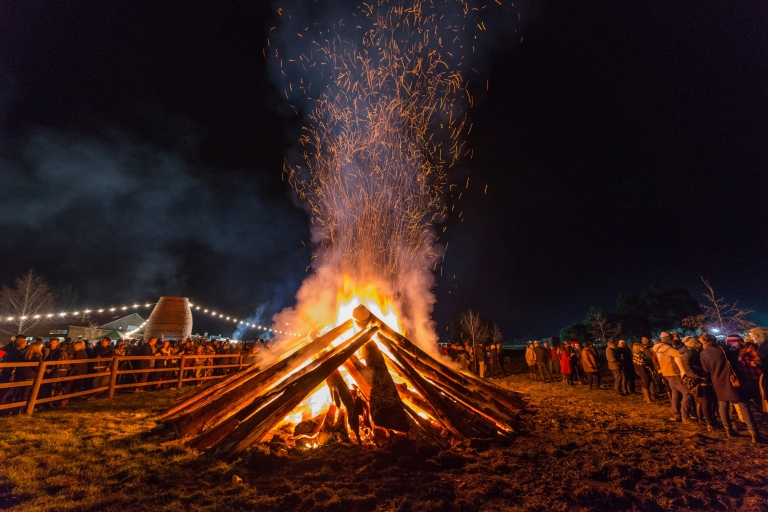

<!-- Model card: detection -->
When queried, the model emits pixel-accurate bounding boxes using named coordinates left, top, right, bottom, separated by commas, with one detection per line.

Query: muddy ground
left=1, top=374, right=767, bottom=511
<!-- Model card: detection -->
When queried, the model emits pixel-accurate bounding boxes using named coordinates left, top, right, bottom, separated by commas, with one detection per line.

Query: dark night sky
left=0, top=1, right=766, bottom=340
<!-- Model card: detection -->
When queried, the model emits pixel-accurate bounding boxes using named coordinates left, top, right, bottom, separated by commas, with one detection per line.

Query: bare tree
left=82, top=322, right=102, bottom=341
left=681, top=314, right=707, bottom=335
left=460, top=310, right=489, bottom=372
left=699, top=277, right=756, bottom=335
left=490, top=324, right=503, bottom=345
left=587, top=309, right=621, bottom=343
left=0, top=270, right=56, bottom=335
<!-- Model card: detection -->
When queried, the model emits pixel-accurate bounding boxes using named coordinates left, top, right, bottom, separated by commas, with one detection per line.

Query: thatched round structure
left=144, top=296, right=192, bottom=340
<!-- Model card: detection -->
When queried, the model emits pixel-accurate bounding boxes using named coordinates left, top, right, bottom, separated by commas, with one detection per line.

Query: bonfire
left=160, top=304, right=526, bottom=460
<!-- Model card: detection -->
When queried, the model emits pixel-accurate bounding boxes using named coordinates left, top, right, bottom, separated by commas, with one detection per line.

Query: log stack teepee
left=160, top=305, right=527, bottom=460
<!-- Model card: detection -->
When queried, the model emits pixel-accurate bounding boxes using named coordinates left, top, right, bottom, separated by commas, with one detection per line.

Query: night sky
left=1, top=1, right=766, bottom=340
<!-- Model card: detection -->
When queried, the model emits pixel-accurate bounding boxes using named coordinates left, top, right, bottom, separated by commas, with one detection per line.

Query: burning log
left=161, top=304, right=527, bottom=459
left=362, top=341, right=410, bottom=432
left=353, top=304, right=527, bottom=414
left=211, top=326, right=379, bottom=460
left=375, top=334, right=476, bottom=439
left=327, top=370, right=361, bottom=443
left=383, top=335, right=516, bottom=431
left=170, top=320, right=354, bottom=438
left=185, top=327, right=373, bottom=451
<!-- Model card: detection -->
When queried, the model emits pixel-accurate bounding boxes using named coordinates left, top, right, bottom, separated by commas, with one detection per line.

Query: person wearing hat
left=700, top=333, right=762, bottom=443
left=653, top=331, right=692, bottom=423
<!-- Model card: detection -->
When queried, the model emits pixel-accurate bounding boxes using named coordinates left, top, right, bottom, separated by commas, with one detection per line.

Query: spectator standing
left=632, top=343, right=655, bottom=403
left=533, top=341, right=553, bottom=383
left=92, top=337, right=115, bottom=390
left=580, top=342, right=600, bottom=391
left=560, top=342, right=573, bottom=385
left=12, top=341, right=43, bottom=407
left=749, top=327, right=768, bottom=419
left=135, top=337, right=157, bottom=392
left=606, top=340, right=625, bottom=396
left=653, top=331, right=692, bottom=423
left=700, top=335, right=762, bottom=443
left=525, top=343, right=537, bottom=381
left=0, top=335, right=28, bottom=406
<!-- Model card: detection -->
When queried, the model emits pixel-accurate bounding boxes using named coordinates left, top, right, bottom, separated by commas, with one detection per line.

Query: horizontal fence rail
left=0, top=353, right=244, bottom=415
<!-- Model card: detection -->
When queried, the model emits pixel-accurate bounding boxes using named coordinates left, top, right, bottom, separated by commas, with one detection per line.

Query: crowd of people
left=0, top=333, right=266, bottom=414
left=442, top=341, right=507, bottom=378
left=520, top=328, right=768, bottom=444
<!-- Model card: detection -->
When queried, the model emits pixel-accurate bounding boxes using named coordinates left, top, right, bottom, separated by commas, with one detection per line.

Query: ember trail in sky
left=273, top=0, right=510, bottom=349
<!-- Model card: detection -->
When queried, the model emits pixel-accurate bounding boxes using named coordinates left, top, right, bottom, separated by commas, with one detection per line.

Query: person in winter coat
left=700, top=334, right=762, bottom=443
left=549, top=344, right=560, bottom=374
left=738, top=338, right=762, bottom=405
left=749, top=327, right=768, bottom=420
left=0, top=335, right=28, bottom=406
left=533, top=341, right=553, bottom=383
left=92, top=337, right=116, bottom=390
left=680, top=337, right=716, bottom=429
left=606, top=340, right=625, bottom=396
left=135, top=337, right=157, bottom=391
left=632, top=343, right=655, bottom=403
left=61, top=340, right=89, bottom=402
left=653, top=332, right=692, bottom=423
left=618, top=340, right=636, bottom=394
left=581, top=342, right=600, bottom=390
left=12, top=341, right=43, bottom=407
left=570, top=342, right=585, bottom=384
left=560, top=342, right=574, bottom=385
left=642, top=337, right=665, bottom=399
left=475, top=343, right=487, bottom=378
left=525, top=343, right=537, bottom=381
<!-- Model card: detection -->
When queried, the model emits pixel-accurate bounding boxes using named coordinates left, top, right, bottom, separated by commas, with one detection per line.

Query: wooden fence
left=0, top=353, right=243, bottom=415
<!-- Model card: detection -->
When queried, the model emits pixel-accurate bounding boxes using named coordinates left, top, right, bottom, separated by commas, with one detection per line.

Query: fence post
left=177, top=355, right=186, bottom=389
left=238, top=353, right=243, bottom=371
left=108, top=356, right=120, bottom=399
left=25, top=361, right=48, bottom=415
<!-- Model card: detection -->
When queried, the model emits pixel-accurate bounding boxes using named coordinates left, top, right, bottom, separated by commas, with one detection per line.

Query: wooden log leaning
left=185, top=327, right=372, bottom=451
left=211, top=327, right=380, bottom=460
left=382, top=348, right=499, bottom=437
left=383, top=336, right=515, bottom=431
left=342, top=356, right=371, bottom=399
left=327, top=370, right=360, bottom=443
left=362, top=341, right=410, bottom=432
left=353, top=305, right=526, bottom=414
left=170, top=321, right=354, bottom=437
left=164, top=321, right=352, bottom=421
left=376, top=334, right=477, bottom=439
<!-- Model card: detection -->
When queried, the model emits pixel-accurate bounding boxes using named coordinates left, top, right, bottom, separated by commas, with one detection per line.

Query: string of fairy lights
left=188, top=302, right=301, bottom=337
left=0, top=300, right=302, bottom=338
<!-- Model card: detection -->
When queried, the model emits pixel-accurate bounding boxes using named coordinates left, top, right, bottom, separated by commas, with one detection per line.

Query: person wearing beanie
left=653, top=332, right=693, bottom=423
left=700, top=334, right=762, bottom=443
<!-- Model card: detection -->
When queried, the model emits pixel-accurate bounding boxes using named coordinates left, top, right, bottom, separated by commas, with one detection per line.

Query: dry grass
left=1, top=376, right=767, bottom=511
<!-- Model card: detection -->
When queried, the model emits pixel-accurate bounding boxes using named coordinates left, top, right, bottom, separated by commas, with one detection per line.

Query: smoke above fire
left=267, top=0, right=516, bottom=353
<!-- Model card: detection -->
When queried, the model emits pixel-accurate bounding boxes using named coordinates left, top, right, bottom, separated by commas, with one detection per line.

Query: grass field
left=1, top=375, right=767, bottom=511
